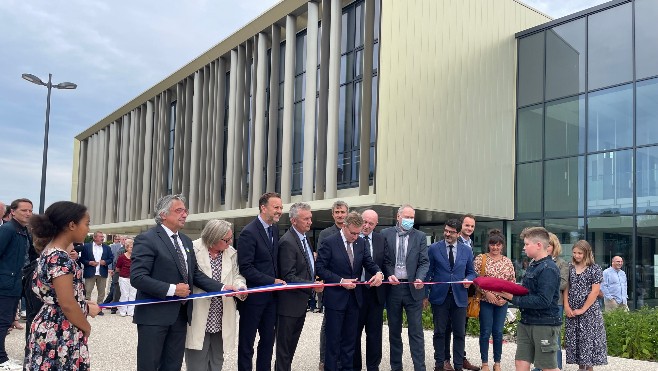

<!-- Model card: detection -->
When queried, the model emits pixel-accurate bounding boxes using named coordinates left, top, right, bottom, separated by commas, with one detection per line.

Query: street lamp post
left=22, top=73, right=77, bottom=214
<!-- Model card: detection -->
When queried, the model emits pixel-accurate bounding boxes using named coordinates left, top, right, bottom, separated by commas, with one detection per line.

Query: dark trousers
left=275, top=314, right=306, bottom=371
left=22, top=281, right=42, bottom=361
left=0, top=296, right=20, bottom=363
left=433, top=294, right=467, bottom=369
left=238, top=299, right=277, bottom=371
left=444, top=313, right=469, bottom=362
left=354, top=287, right=384, bottom=371
left=324, top=293, right=359, bottom=371
left=103, top=271, right=121, bottom=304
left=136, top=305, right=188, bottom=371
left=387, top=285, right=426, bottom=371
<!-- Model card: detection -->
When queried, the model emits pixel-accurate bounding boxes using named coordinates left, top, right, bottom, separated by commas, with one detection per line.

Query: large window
left=637, top=78, right=658, bottom=147
left=517, top=32, right=544, bottom=107
left=545, top=95, right=585, bottom=158
left=635, top=0, right=658, bottom=79
left=545, top=19, right=586, bottom=101
left=587, top=84, right=633, bottom=152
left=517, top=105, right=543, bottom=162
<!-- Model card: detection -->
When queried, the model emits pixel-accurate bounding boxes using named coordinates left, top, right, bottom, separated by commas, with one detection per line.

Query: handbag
left=466, top=253, right=487, bottom=318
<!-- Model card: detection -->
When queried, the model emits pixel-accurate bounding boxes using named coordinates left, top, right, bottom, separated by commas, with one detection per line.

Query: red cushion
left=474, top=276, right=529, bottom=296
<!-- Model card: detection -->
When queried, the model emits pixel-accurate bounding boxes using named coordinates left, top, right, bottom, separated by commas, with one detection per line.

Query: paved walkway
left=5, top=310, right=655, bottom=370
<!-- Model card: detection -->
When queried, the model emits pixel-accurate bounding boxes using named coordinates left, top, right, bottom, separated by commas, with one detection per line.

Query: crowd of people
left=0, top=194, right=631, bottom=371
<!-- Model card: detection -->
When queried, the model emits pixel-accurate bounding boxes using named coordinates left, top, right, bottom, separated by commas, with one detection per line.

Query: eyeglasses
left=173, top=208, right=189, bottom=215
left=443, top=229, right=458, bottom=234
left=222, top=236, right=233, bottom=244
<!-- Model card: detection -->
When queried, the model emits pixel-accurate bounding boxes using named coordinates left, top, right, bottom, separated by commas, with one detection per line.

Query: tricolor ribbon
left=98, top=280, right=473, bottom=308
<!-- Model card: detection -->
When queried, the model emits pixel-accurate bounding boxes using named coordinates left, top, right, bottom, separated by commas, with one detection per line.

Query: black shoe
left=110, top=309, right=117, bottom=314
left=97, top=310, right=104, bottom=316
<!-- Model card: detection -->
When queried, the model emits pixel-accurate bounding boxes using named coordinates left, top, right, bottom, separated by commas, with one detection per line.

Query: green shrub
left=603, top=307, right=658, bottom=361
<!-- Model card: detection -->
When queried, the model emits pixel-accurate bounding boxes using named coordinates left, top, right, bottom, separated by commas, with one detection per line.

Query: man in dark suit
left=275, top=202, right=323, bottom=371
left=425, top=219, right=476, bottom=371
left=316, top=211, right=383, bottom=371
left=317, top=200, right=349, bottom=370
left=353, top=209, right=390, bottom=371
left=80, top=231, right=114, bottom=313
left=237, top=192, right=285, bottom=371
left=382, top=205, right=430, bottom=371
left=130, top=195, right=229, bottom=371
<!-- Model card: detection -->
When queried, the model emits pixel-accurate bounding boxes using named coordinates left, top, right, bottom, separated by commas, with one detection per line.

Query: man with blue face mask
left=381, top=205, right=430, bottom=371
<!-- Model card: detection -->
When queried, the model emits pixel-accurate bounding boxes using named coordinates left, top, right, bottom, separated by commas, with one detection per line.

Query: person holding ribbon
left=185, top=219, right=247, bottom=371
left=473, top=230, right=515, bottom=371
left=130, top=195, right=228, bottom=371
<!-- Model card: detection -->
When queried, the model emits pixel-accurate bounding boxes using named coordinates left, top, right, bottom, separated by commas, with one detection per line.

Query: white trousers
left=118, top=277, right=137, bottom=316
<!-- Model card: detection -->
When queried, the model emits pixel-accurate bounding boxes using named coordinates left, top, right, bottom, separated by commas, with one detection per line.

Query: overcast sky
left=0, top=0, right=608, bottom=212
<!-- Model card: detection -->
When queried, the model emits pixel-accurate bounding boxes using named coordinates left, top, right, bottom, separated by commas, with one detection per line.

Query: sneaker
left=0, top=360, right=22, bottom=370
left=19, top=311, right=26, bottom=320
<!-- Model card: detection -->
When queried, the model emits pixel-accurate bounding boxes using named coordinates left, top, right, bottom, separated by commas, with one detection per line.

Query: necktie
left=171, top=234, right=188, bottom=283
left=346, top=242, right=354, bottom=269
left=449, top=244, right=455, bottom=270
left=361, top=236, right=371, bottom=282
left=396, top=235, right=406, bottom=268
left=267, top=226, right=274, bottom=244
left=303, top=237, right=314, bottom=278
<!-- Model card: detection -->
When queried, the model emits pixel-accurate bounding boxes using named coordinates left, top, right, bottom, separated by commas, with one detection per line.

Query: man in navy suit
left=130, top=195, right=228, bottom=371
left=353, top=209, right=391, bottom=371
left=80, top=231, right=114, bottom=312
left=382, top=205, right=430, bottom=371
left=237, top=192, right=285, bottom=371
left=316, top=211, right=383, bottom=371
left=275, top=202, right=323, bottom=371
left=426, top=219, right=476, bottom=371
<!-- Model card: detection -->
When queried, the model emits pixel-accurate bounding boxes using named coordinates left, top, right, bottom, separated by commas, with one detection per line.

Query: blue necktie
left=267, top=226, right=273, bottom=243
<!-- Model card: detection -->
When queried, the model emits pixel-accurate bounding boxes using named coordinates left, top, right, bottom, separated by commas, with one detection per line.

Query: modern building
left=72, top=0, right=657, bottom=307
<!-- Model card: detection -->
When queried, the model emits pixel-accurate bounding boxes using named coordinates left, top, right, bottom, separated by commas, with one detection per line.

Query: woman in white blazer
left=185, top=219, right=247, bottom=371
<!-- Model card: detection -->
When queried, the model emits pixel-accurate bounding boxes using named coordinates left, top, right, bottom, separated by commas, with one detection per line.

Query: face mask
left=400, top=218, right=414, bottom=231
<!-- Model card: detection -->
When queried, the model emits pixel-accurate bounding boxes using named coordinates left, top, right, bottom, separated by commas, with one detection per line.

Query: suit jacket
left=316, top=231, right=380, bottom=310
left=425, top=240, right=476, bottom=307
left=361, top=232, right=389, bottom=305
left=130, top=224, right=223, bottom=326
left=277, top=228, right=314, bottom=317
left=380, top=227, right=430, bottom=301
left=186, top=239, right=246, bottom=351
left=80, top=242, right=114, bottom=278
left=237, top=217, right=280, bottom=306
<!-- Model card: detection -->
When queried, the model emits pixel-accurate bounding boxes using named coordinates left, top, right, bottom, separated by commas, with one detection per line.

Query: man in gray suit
left=382, top=205, right=430, bottom=371
left=275, top=203, right=323, bottom=371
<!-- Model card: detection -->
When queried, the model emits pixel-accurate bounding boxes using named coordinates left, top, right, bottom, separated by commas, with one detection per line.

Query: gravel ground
left=5, top=310, right=655, bottom=370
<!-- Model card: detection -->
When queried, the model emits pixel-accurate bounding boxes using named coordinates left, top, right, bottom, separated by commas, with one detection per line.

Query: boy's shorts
left=515, top=322, right=560, bottom=370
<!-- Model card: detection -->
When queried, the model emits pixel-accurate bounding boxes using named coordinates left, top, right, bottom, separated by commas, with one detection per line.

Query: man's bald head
left=361, top=209, right=379, bottom=235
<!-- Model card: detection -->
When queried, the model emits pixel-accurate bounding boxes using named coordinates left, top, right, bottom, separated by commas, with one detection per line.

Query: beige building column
left=141, top=101, right=154, bottom=219
left=104, top=123, right=117, bottom=222
left=252, top=33, right=268, bottom=206
left=303, top=1, right=319, bottom=201
left=325, top=0, right=342, bottom=199
left=281, top=15, right=297, bottom=203
left=225, top=50, right=238, bottom=209
left=267, top=24, right=281, bottom=192
left=212, top=59, right=226, bottom=211
left=189, top=71, right=202, bottom=213
left=315, top=0, right=331, bottom=200
left=233, top=45, right=246, bottom=210
left=359, top=0, right=375, bottom=195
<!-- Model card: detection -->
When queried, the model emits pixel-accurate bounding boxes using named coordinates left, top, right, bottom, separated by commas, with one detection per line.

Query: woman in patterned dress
left=25, top=201, right=100, bottom=370
left=473, top=230, right=515, bottom=371
left=564, top=240, right=608, bottom=370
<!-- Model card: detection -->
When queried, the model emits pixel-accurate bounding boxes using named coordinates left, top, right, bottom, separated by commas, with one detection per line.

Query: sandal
left=481, top=365, right=490, bottom=371
left=493, top=364, right=501, bottom=371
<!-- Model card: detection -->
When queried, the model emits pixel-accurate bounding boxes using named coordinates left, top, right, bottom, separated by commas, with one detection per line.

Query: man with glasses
left=131, top=194, right=227, bottom=371
left=426, top=219, right=476, bottom=371
left=316, top=211, right=384, bottom=371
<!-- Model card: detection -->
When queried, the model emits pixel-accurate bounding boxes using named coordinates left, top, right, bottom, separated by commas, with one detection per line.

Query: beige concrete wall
left=375, top=0, right=550, bottom=219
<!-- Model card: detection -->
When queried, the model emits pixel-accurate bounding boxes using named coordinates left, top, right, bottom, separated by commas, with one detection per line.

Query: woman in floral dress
left=564, top=240, right=608, bottom=370
left=25, top=201, right=100, bottom=370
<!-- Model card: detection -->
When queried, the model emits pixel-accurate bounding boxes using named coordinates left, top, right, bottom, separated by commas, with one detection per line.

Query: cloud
left=521, top=0, right=609, bottom=18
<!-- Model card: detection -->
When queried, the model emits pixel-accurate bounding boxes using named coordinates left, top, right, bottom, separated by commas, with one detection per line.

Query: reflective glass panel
left=517, top=32, right=544, bottom=107
left=509, top=220, right=542, bottom=282
left=587, top=150, right=633, bottom=215
left=516, top=162, right=542, bottom=219
left=546, top=19, right=586, bottom=100
left=637, top=78, right=658, bottom=146
left=587, top=3, right=633, bottom=90
left=637, top=146, right=658, bottom=214
left=586, top=215, right=633, bottom=299
left=587, top=84, right=633, bottom=152
left=544, top=156, right=585, bottom=217
left=636, top=0, right=658, bottom=79
left=635, top=215, right=658, bottom=308
left=545, top=95, right=585, bottom=158
left=517, top=105, right=543, bottom=162
left=544, top=218, right=585, bottom=258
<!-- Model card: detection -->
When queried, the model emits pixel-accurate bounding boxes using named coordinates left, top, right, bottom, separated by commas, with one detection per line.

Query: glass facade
left=516, top=0, right=658, bottom=308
